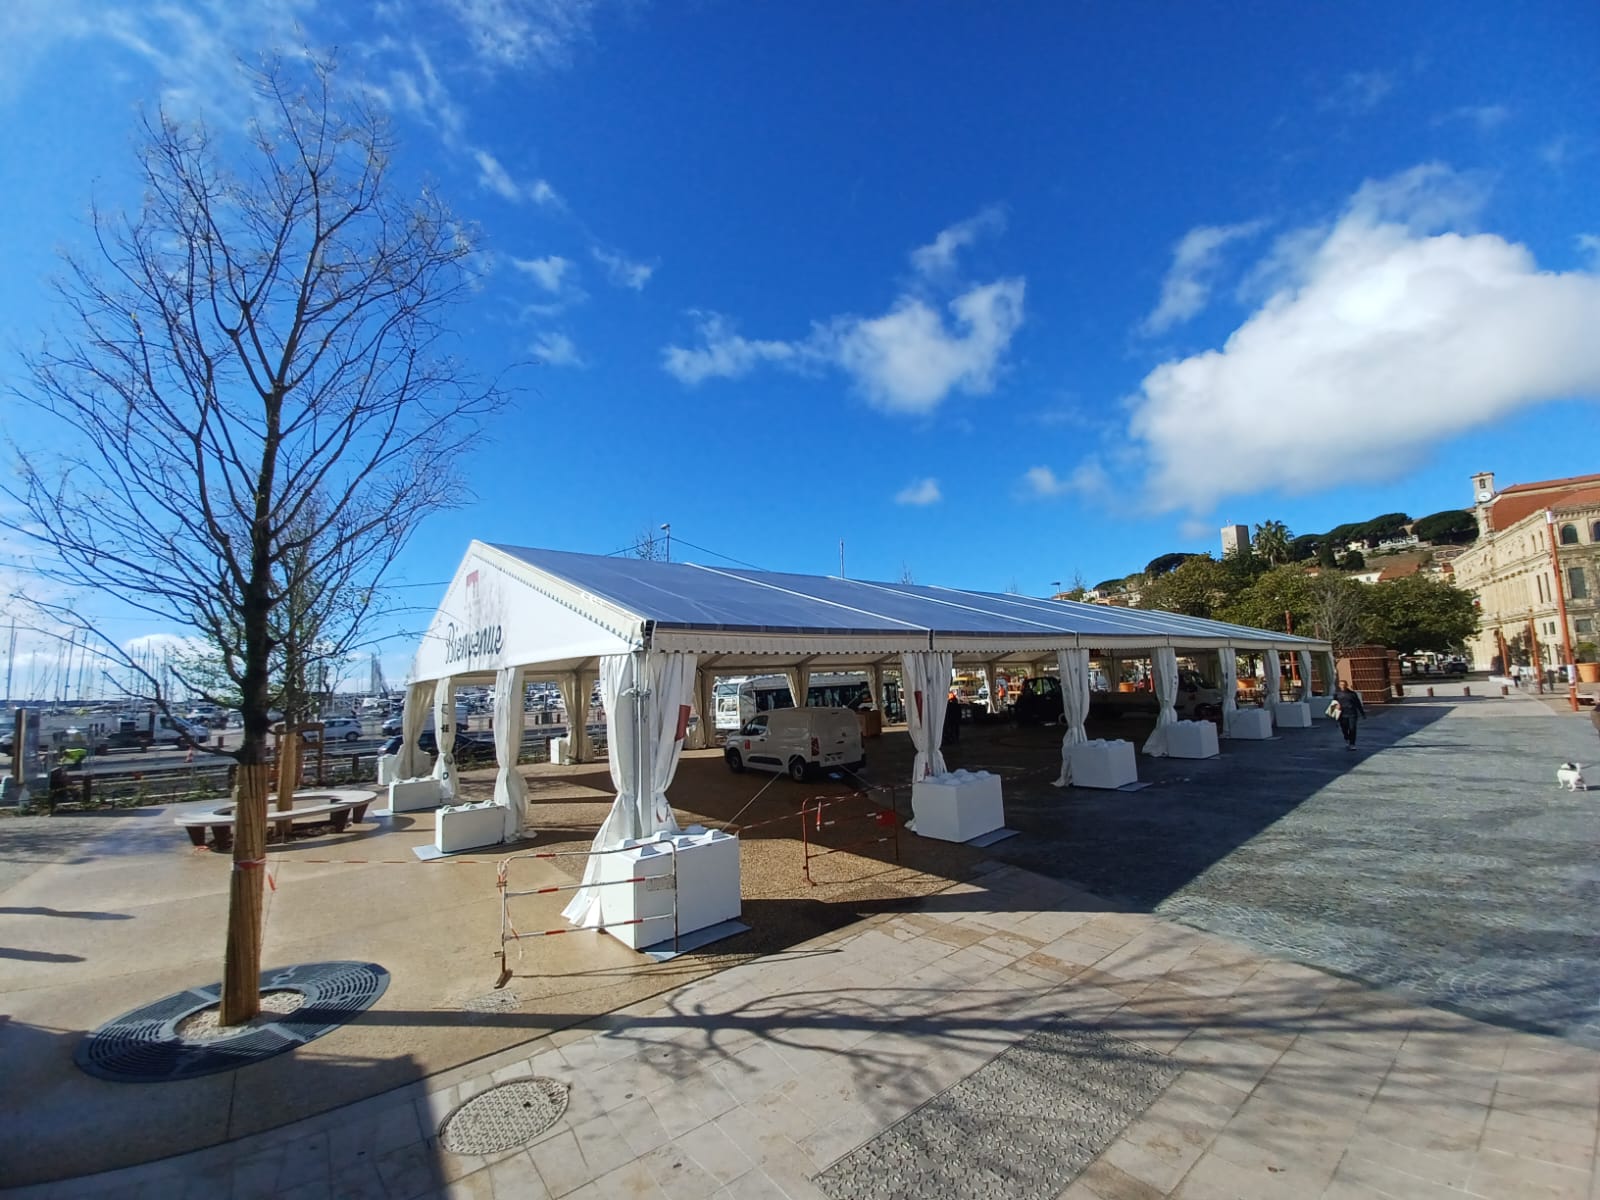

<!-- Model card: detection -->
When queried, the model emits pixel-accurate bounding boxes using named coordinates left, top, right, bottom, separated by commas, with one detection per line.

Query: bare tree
left=633, top=529, right=665, bottom=561
left=899, top=563, right=915, bottom=585
left=1306, top=574, right=1367, bottom=650
left=4, top=57, right=502, bottom=1023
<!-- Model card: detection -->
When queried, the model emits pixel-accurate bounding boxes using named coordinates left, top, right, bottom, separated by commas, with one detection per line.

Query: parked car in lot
left=1444, top=658, right=1468, bottom=675
left=383, top=730, right=497, bottom=763
left=303, top=716, right=364, bottom=743
left=724, top=707, right=864, bottom=781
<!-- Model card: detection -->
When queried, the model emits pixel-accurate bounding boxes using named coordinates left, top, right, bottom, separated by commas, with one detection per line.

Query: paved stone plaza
left=988, top=689, right=1600, bottom=1048
left=4, top=689, right=1598, bottom=1199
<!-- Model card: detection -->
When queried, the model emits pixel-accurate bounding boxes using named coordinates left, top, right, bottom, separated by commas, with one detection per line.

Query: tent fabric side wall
left=1141, top=648, right=1180, bottom=756
left=901, top=650, right=952, bottom=780
left=1217, top=649, right=1239, bottom=737
left=493, top=665, right=528, bottom=841
left=1264, top=649, right=1282, bottom=726
left=431, top=676, right=458, bottom=799
left=1052, top=647, right=1091, bottom=786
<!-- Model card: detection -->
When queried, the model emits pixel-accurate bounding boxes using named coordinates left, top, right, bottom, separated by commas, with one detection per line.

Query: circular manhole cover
left=439, top=1078, right=569, bottom=1155
left=75, top=961, right=389, bottom=1083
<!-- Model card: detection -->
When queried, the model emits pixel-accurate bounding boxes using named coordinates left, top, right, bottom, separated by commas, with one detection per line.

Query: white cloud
left=529, top=179, right=564, bottom=208
left=1022, top=461, right=1109, bottom=500
left=661, top=314, right=800, bottom=385
left=1127, top=163, right=1600, bottom=514
left=472, top=148, right=565, bottom=208
left=1447, top=103, right=1510, bottom=132
left=823, top=280, right=1025, bottom=413
left=529, top=331, right=582, bottom=367
left=1579, top=234, right=1600, bottom=267
left=1142, top=220, right=1266, bottom=334
left=661, top=280, right=1025, bottom=415
left=894, top=478, right=942, bottom=506
left=1322, top=70, right=1394, bottom=115
left=592, top=246, right=653, bottom=290
left=444, top=0, right=594, bottom=69
left=512, top=254, right=571, bottom=292
left=0, top=0, right=310, bottom=116
left=390, top=41, right=465, bottom=139
left=662, top=218, right=1024, bottom=413
left=909, top=206, right=1005, bottom=279
left=474, top=148, right=521, bottom=200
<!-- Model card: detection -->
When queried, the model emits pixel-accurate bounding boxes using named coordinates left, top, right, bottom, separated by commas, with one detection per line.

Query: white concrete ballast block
left=911, top=770, right=1005, bottom=841
left=1275, top=701, right=1312, bottom=728
left=388, top=777, right=443, bottom=812
left=1229, top=708, right=1273, bottom=739
left=435, top=800, right=505, bottom=853
left=597, top=827, right=742, bottom=950
left=1064, top=739, right=1139, bottom=788
left=1165, top=721, right=1220, bottom=759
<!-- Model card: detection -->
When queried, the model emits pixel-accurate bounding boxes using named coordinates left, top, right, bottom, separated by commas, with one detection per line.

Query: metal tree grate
left=438, top=1078, right=570, bottom=1155
left=74, top=961, right=389, bottom=1083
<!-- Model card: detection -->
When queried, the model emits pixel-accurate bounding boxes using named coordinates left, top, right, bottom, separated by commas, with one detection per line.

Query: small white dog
left=1557, top=762, right=1588, bottom=792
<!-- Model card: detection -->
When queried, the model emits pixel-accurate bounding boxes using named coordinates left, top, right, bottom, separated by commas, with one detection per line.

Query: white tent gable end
left=411, top=544, right=642, bottom=683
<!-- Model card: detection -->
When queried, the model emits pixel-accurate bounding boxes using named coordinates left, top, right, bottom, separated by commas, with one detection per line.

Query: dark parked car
left=1444, top=659, right=1468, bottom=675
left=384, top=731, right=497, bottom=763
left=1013, top=676, right=1065, bottom=726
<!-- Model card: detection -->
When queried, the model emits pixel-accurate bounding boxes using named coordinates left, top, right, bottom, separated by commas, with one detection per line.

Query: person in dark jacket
left=1333, top=680, right=1366, bottom=750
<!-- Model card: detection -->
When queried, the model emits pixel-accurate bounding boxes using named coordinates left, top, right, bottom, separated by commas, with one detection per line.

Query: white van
left=723, top=707, right=865, bottom=781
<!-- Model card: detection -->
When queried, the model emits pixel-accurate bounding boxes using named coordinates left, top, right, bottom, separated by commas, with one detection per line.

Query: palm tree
left=1253, top=520, right=1293, bottom=565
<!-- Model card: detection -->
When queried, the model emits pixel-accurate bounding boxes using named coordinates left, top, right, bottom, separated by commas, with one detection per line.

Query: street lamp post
left=660, top=523, right=671, bottom=564
left=1544, top=510, right=1580, bottom=711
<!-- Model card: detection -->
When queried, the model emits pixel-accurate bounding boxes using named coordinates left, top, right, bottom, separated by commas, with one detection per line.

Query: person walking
left=1333, top=679, right=1366, bottom=751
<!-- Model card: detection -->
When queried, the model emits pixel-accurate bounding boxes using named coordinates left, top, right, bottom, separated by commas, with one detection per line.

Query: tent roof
left=409, top=541, right=1331, bottom=683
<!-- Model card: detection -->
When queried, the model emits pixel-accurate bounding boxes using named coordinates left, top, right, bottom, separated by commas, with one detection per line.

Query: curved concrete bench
left=175, top=790, right=377, bottom=849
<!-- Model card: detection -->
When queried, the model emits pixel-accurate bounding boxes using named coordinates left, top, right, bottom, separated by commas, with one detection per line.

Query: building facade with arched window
left=1453, top=471, right=1600, bottom=670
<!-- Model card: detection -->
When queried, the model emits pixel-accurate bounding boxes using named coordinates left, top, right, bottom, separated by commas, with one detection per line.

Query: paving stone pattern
left=992, top=698, right=1600, bottom=1046
left=814, top=1022, right=1178, bottom=1200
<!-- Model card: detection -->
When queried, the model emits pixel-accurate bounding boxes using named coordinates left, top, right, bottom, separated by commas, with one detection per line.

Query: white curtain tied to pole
left=492, top=666, right=528, bottom=842
left=563, top=655, right=639, bottom=926
left=399, top=680, right=433, bottom=780
left=562, top=651, right=697, bottom=927
left=1142, top=648, right=1180, bottom=756
left=1217, top=649, right=1239, bottom=736
left=984, top=660, right=1005, bottom=715
left=556, top=673, right=581, bottom=757
left=646, top=652, right=697, bottom=833
left=1322, top=651, right=1339, bottom=695
left=689, top=668, right=716, bottom=750
left=1298, top=650, right=1313, bottom=703
left=1052, top=647, right=1091, bottom=787
left=900, top=650, right=952, bottom=780
left=431, top=675, right=457, bottom=799
left=785, top=665, right=811, bottom=712
left=1263, top=649, right=1281, bottom=726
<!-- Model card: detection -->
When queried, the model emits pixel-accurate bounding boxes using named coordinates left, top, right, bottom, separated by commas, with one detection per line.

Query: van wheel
left=787, top=757, right=809, bottom=782
left=345, top=731, right=361, bottom=742
left=725, top=749, right=744, bottom=774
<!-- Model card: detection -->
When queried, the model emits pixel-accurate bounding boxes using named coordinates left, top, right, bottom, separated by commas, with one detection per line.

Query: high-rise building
left=1220, top=524, right=1250, bottom=557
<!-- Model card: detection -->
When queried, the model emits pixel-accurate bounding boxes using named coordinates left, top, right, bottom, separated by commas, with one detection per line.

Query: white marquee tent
left=404, top=542, right=1334, bottom=924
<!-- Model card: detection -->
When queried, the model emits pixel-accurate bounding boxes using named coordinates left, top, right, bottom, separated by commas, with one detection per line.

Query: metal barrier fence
left=493, top=842, right=679, bottom=988
left=798, top=786, right=903, bottom=887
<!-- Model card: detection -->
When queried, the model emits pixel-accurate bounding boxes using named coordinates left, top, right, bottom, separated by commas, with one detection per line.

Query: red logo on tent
left=465, top=570, right=479, bottom=588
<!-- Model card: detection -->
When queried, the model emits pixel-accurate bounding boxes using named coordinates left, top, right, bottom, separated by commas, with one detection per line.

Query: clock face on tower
left=1476, top=490, right=1492, bottom=503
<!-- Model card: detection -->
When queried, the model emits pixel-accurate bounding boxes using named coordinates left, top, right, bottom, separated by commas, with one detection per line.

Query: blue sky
left=1, top=1, right=1598, bottom=692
